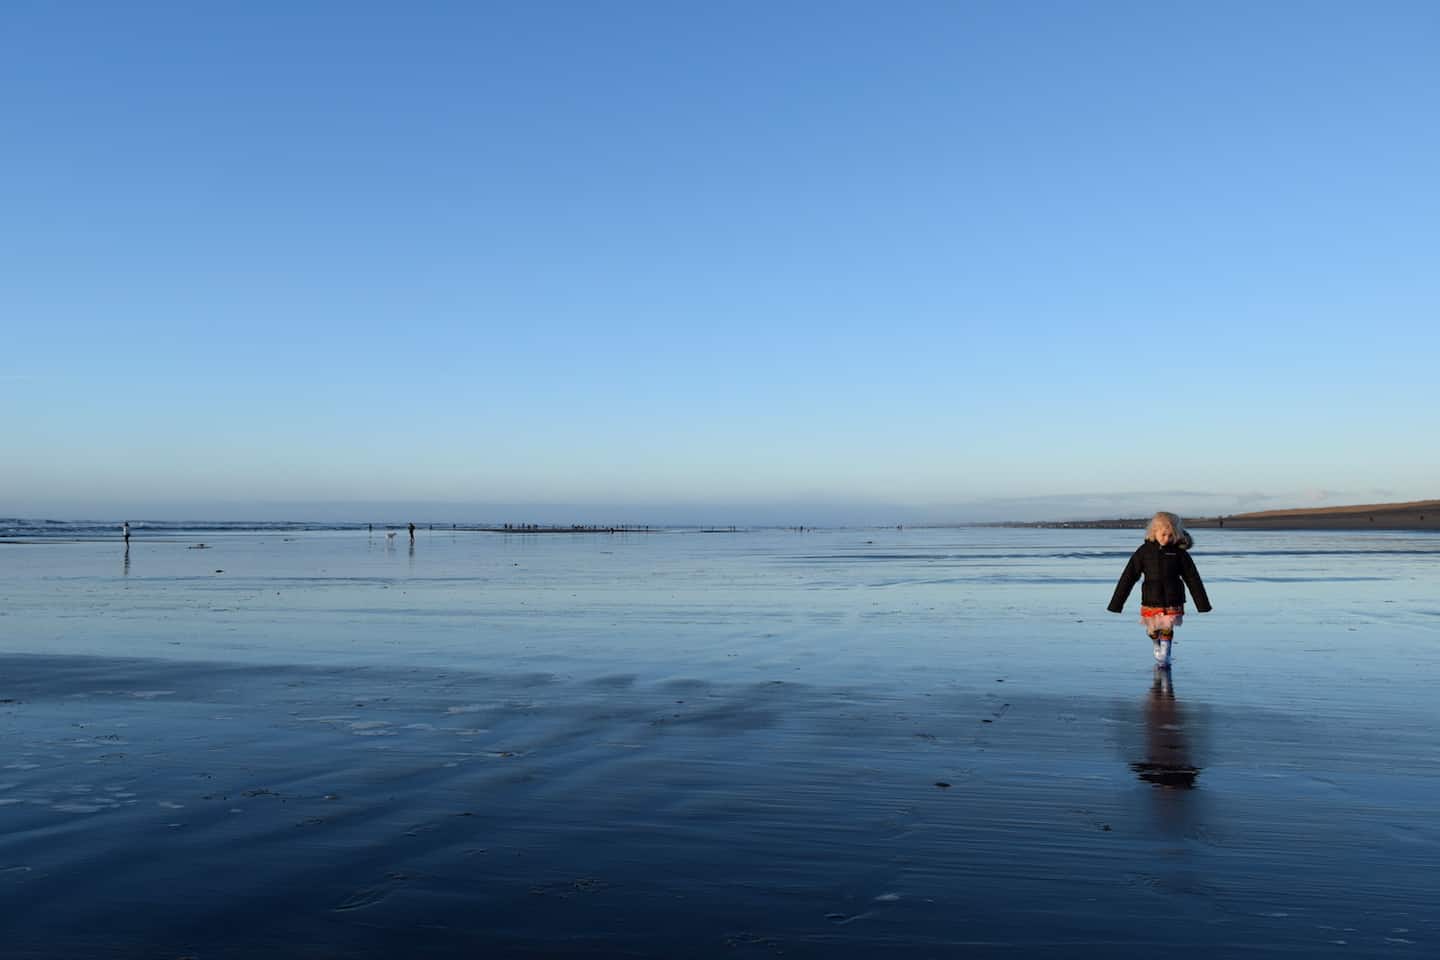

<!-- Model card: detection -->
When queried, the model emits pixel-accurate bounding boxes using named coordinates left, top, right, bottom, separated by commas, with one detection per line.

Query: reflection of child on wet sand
left=1131, top=668, right=1199, bottom=789
left=1108, top=511, right=1211, bottom=667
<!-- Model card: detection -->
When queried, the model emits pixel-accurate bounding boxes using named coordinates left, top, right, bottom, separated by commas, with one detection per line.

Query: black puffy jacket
left=1108, top=541, right=1212, bottom=613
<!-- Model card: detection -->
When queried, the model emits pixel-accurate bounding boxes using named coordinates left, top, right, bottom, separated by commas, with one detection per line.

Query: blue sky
left=4, top=1, right=1437, bottom=522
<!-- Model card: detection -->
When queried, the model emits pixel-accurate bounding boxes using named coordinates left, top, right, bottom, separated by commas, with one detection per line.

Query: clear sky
left=4, top=1, right=1437, bottom=523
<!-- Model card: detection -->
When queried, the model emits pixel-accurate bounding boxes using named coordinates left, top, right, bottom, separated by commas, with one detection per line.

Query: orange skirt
left=1140, top=605, right=1184, bottom=631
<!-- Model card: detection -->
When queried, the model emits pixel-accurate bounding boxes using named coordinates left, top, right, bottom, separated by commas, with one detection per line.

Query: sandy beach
left=2, top=528, right=1436, bottom=957
left=1007, top=499, right=1440, bottom=532
left=1193, top=499, right=1440, bottom=531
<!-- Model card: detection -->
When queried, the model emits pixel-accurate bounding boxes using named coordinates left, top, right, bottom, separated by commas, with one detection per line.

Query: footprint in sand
left=334, top=886, right=392, bottom=911
left=334, top=872, right=415, bottom=912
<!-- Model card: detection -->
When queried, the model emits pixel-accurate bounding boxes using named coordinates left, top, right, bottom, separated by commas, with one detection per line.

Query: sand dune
left=1023, top=499, right=1440, bottom=530
left=1190, top=498, right=1440, bottom=530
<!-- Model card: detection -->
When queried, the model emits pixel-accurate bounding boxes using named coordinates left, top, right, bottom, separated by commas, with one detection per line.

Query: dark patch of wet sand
left=1, top=654, right=1435, bottom=958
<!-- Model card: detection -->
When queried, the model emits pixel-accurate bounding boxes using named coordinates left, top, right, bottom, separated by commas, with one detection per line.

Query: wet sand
left=2, top=653, right=1435, bottom=958
left=1, top=528, right=1436, bottom=956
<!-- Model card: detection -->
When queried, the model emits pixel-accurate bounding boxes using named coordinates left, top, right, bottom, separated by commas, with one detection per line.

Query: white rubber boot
left=1157, top=639, right=1173, bottom=667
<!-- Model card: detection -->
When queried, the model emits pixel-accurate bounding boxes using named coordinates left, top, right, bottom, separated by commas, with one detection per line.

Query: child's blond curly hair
left=1145, top=511, right=1193, bottom=549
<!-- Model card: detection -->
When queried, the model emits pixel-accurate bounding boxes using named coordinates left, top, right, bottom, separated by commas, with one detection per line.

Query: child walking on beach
left=1108, top=512, right=1211, bottom=667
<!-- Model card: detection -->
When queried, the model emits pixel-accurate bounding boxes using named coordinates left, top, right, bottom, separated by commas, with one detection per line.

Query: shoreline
left=5, top=497, right=1439, bottom=537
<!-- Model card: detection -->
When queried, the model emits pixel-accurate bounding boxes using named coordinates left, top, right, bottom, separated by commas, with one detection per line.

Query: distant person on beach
left=1108, top=512, right=1211, bottom=667
left=408, top=523, right=416, bottom=541
left=122, top=521, right=130, bottom=543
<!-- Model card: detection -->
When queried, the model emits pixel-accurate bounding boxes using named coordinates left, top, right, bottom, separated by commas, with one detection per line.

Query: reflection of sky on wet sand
left=2, top=527, right=1437, bottom=956
left=10, top=527, right=1439, bottom=693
